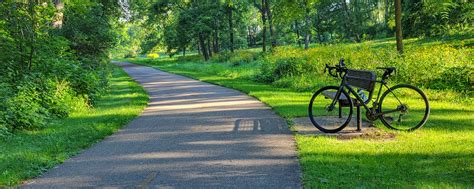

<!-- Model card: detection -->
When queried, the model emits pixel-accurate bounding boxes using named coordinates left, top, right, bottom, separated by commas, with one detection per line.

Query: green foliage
left=147, top=53, right=160, bottom=59
left=257, top=57, right=315, bottom=83
left=2, top=83, right=46, bottom=131
left=124, top=51, right=138, bottom=58
left=127, top=37, right=473, bottom=98
left=123, top=0, right=473, bottom=61
left=211, top=50, right=262, bottom=66
left=430, top=66, right=473, bottom=93
left=0, top=1, right=121, bottom=134
left=403, top=0, right=473, bottom=37
left=272, top=57, right=315, bottom=80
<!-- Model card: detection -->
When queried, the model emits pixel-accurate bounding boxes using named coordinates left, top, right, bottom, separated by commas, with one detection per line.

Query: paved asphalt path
left=22, top=62, right=301, bottom=188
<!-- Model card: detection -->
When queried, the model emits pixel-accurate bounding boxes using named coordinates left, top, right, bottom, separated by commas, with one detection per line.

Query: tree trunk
left=317, top=33, right=323, bottom=43
left=315, top=14, right=323, bottom=43
left=261, top=1, right=267, bottom=53
left=199, top=34, right=209, bottom=61
left=197, top=42, right=202, bottom=55
left=251, top=26, right=257, bottom=46
left=213, top=28, right=219, bottom=53
left=395, top=0, right=403, bottom=54
left=294, top=21, right=301, bottom=47
left=182, top=48, right=186, bottom=56
left=265, top=0, right=276, bottom=48
left=255, top=0, right=267, bottom=52
left=304, top=5, right=311, bottom=50
left=228, top=7, right=234, bottom=53
left=207, top=36, right=212, bottom=57
left=384, top=0, right=390, bottom=32
left=28, top=1, right=36, bottom=70
left=247, top=26, right=251, bottom=47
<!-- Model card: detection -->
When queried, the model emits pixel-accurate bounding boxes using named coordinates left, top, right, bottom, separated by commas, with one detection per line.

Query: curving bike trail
left=22, top=62, right=301, bottom=188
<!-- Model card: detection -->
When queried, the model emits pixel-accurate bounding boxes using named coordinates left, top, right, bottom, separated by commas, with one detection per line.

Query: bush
left=0, top=1, right=114, bottom=133
left=257, top=57, right=317, bottom=83
left=39, top=79, right=76, bottom=118
left=147, top=53, right=160, bottom=59
left=212, top=52, right=233, bottom=63
left=177, top=54, right=202, bottom=62
left=2, top=82, right=46, bottom=131
left=274, top=57, right=316, bottom=79
left=429, top=66, right=473, bottom=92
left=229, top=51, right=260, bottom=66
left=0, top=124, right=11, bottom=139
left=70, top=70, right=107, bottom=105
left=262, top=43, right=472, bottom=93
left=125, top=51, right=137, bottom=58
left=211, top=51, right=261, bottom=66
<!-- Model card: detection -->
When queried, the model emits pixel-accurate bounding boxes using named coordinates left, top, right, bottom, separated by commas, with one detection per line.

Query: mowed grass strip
left=123, top=57, right=474, bottom=188
left=0, top=65, right=148, bottom=186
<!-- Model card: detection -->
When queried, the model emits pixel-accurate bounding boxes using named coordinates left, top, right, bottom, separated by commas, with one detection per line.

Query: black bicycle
left=308, top=59, right=430, bottom=133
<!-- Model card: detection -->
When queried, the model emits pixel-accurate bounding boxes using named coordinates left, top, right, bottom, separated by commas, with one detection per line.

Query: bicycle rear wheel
left=308, top=86, right=353, bottom=133
left=379, top=84, right=430, bottom=131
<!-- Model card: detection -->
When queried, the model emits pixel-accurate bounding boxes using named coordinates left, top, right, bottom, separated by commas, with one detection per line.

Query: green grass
left=0, top=65, right=148, bottom=186
left=121, top=46, right=474, bottom=187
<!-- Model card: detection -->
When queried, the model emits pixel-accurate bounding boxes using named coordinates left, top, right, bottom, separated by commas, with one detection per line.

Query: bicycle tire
left=378, top=84, right=430, bottom=131
left=308, top=86, right=353, bottom=133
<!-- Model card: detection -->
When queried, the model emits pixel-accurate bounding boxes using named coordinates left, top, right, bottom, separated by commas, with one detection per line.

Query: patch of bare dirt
left=335, top=127, right=396, bottom=141
left=291, top=117, right=397, bottom=141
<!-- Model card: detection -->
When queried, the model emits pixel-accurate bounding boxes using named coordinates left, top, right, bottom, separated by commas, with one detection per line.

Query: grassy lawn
left=0, top=65, right=148, bottom=186
left=121, top=49, right=473, bottom=188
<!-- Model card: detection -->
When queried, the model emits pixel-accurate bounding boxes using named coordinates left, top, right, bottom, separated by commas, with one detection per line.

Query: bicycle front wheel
left=308, top=86, right=353, bottom=133
left=379, top=84, right=430, bottom=131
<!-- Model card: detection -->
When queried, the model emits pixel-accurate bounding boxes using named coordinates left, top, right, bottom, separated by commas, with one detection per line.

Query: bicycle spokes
left=379, top=85, right=429, bottom=131
left=309, top=86, right=353, bottom=133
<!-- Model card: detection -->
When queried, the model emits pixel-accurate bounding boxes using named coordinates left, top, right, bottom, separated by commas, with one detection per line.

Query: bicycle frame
left=330, top=72, right=404, bottom=117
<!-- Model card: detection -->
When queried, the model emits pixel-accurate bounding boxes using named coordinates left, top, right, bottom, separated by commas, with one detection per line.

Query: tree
left=253, top=0, right=268, bottom=52
left=265, top=0, right=276, bottom=48
left=395, top=0, right=403, bottom=54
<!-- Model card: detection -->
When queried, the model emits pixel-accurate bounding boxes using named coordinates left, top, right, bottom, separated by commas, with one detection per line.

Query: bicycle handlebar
left=325, top=62, right=347, bottom=78
left=324, top=59, right=398, bottom=80
left=376, top=67, right=396, bottom=78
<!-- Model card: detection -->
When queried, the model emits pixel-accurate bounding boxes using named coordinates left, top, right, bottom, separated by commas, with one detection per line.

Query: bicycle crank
left=365, top=110, right=378, bottom=121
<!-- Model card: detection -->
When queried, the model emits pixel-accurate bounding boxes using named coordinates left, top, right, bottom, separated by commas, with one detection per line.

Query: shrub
left=229, top=51, right=260, bottom=66
left=125, top=51, right=137, bottom=58
left=39, top=79, right=76, bottom=118
left=255, top=59, right=277, bottom=83
left=147, top=53, right=160, bottom=59
left=70, top=70, right=107, bottom=105
left=177, top=55, right=202, bottom=62
left=212, top=52, right=233, bottom=63
left=2, top=82, right=46, bottom=131
left=273, top=57, right=316, bottom=79
left=257, top=57, right=317, bottom=83
left=265, top=43, right=472, bottom=93
left=0, top=1, right=114, bottom=133
left=0, top=124, right=11, bottom=139
left=211, top=50, right=262, bottom=66
left=429, top=66, right=473, bottom=92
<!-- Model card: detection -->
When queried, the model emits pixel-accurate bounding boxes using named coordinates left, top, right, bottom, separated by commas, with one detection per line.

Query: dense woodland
left=115, top=0, right=472, bottom=59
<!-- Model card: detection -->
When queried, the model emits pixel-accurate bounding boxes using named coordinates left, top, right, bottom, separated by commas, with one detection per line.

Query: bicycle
left=308, top=59, right=430, bottom=133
